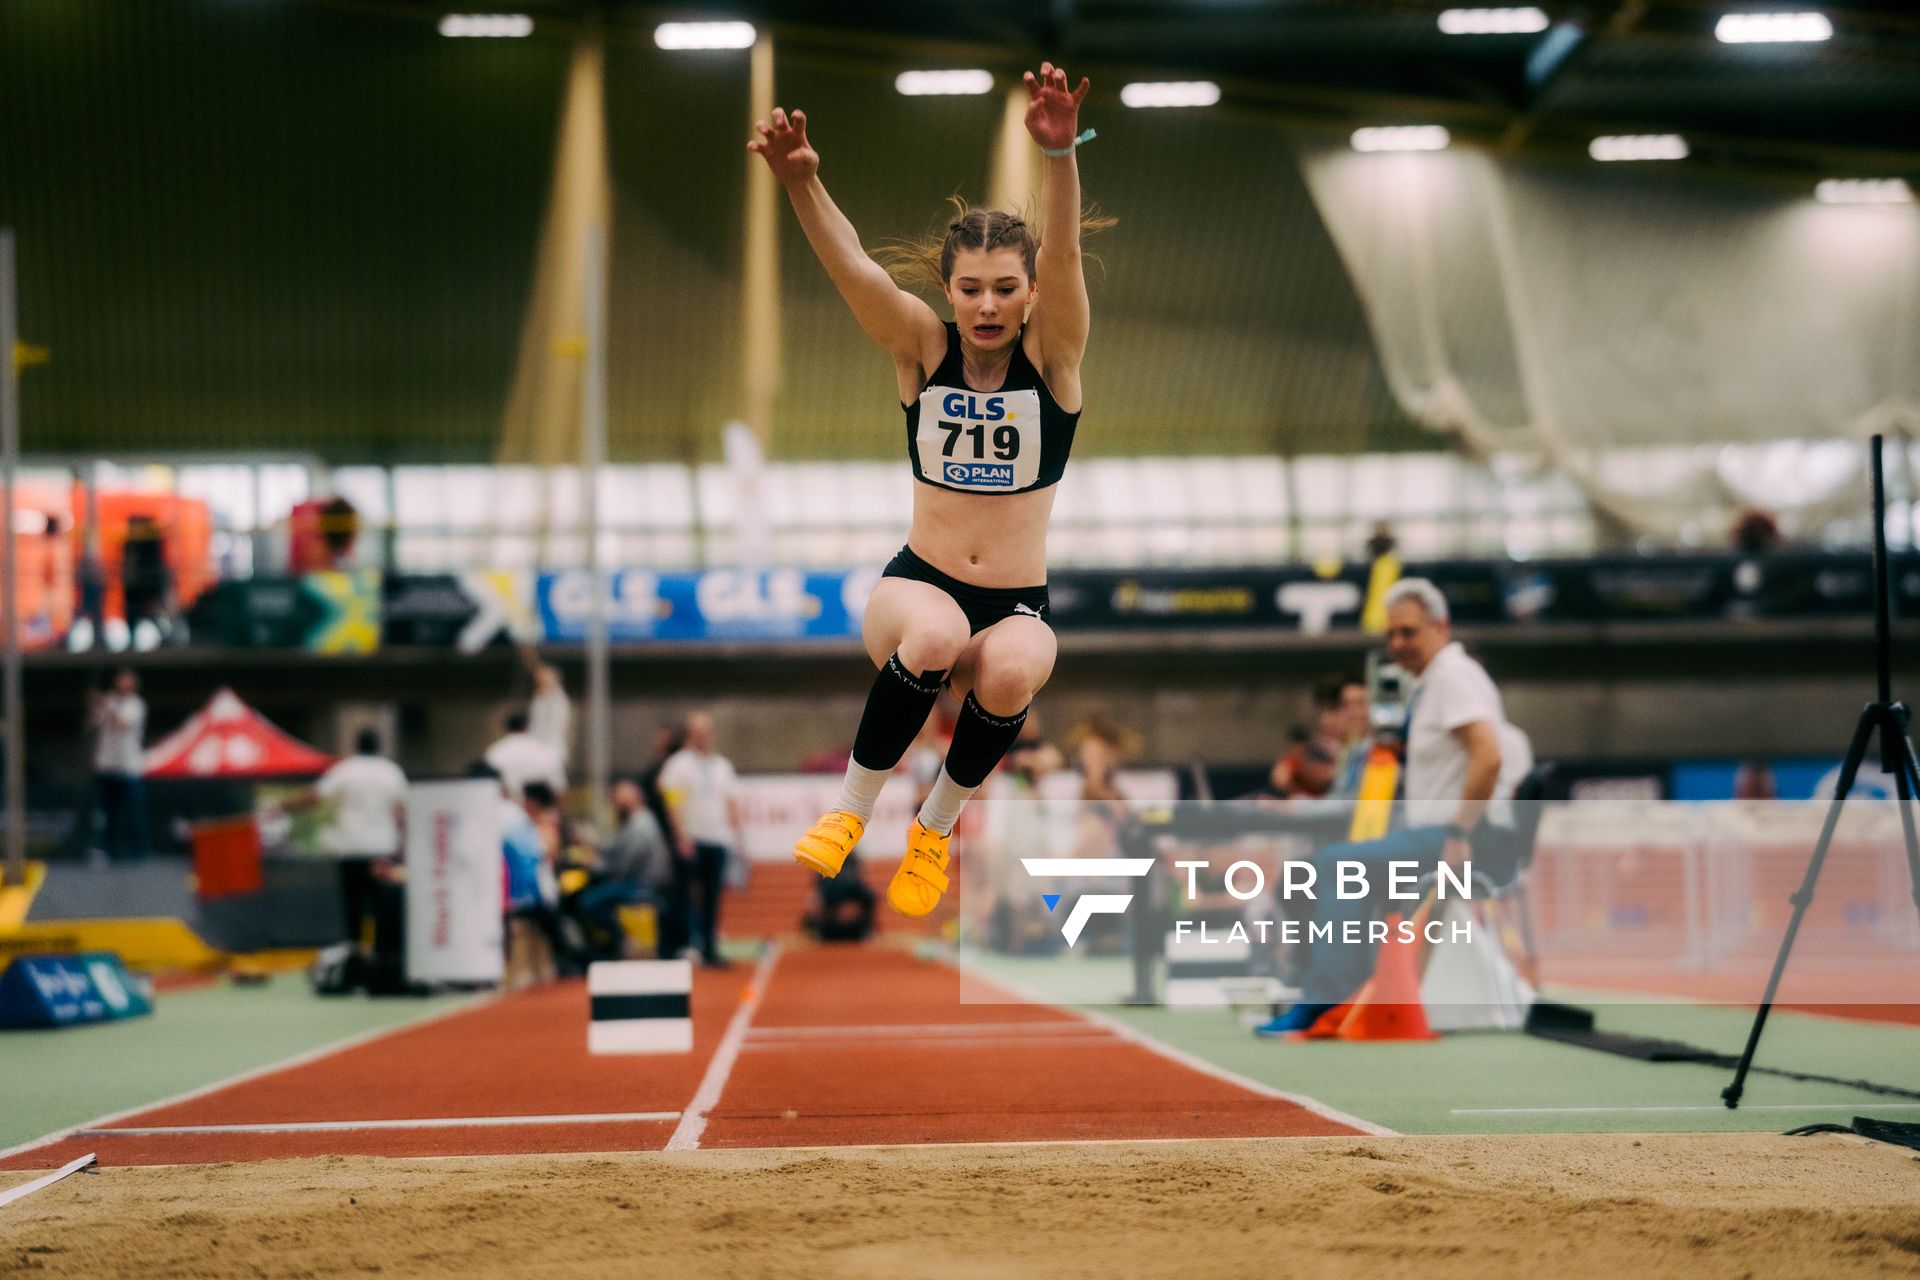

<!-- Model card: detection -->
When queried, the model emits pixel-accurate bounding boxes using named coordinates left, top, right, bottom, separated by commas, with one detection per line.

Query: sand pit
left=3, top=1133, right=1917, bottom=1278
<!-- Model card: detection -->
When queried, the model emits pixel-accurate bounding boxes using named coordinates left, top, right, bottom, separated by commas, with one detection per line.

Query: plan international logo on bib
left=946, top=461, right=1016, bottom=487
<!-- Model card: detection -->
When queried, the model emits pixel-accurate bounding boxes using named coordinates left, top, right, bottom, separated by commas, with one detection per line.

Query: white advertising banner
left=733, top=774, right=924, bottom=863
left=406, top=780, right=506, bottom=985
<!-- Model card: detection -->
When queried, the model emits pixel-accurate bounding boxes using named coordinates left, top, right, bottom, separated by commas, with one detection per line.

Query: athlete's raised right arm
left=749, top=107, right=942, bottom=367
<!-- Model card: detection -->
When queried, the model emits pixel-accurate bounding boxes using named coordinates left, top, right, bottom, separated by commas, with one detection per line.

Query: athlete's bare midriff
left=907, top=484, right=1055, bottom=587
left=896, top=328, right=1064, bottom=588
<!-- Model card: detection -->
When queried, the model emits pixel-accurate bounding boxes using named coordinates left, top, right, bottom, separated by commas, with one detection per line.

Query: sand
left=3, top=1133, right=1917, bottom=1278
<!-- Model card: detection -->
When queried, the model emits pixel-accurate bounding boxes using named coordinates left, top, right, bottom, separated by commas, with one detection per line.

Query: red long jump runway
left=0, top=970, right=752, bottom=1171
left=698, top=944, right=1374, bottom=1147
left=2, top=941, right=1371, bottom=1171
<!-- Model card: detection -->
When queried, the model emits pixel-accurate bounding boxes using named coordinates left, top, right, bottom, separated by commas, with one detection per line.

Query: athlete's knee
left=973, top=646, right=1053, bottom=713
left=896, top=613, right=970, bottom=672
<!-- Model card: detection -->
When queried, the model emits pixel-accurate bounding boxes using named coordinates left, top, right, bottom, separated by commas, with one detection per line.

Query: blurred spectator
left=319, top=496, right=360, bottom=566
left=289, top=729, right=407, bottom=956
left=1265, top=730, right=1340, bottom=801
left=520, top=645, right=573, bottom=771
left=803, top=851, right=878, bottom=944
left=551, top=815, right=605, bottom=970
left=1733, top=507, right=1782, bottom=556
left=1360, top=521, right=1401, bottom=636
left=69, top=529, right=108, bottom=654
left=291, top=497, right=363, bottom=573
left=1065, top=712, right=1141, bottom=863
left=121, top=514, right=173, bottom=651
left=1734, top=759, right=1779, bottom=801
left=502, top=778, right=564, bottom=989
left=571, top=777, right=674, bottom=959
left=1067, top=712, right=1139, bottom=808
left=659, top=711, right=742, bottom=968
left=605, top=778, right=670, bottom=886
left=485, top=710, right=565, bottom=801
left=640, top=724, right=684, bottom=847
left=1259, top=578, right=1521, bottom=1034
left=1258, top=727, right=1309, bottom=800
left=639, top=725, right=687, bottom=954
left=1004, top=739, right=1065, bottom=790
left=1311, top=672, right=1371, bottom=798
left=89, top=668, right=147, bottom=863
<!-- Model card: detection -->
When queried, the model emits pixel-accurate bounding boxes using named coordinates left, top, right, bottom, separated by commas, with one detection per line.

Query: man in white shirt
left=485, top=712, right=566, bottom=801
left=658, top=711, right=743, bottom=967
left=1258, top=579, right=1526, bottom=1034
left=89, top=668, right=148, bottom=862
left=301, top=730, right=408, bottom=953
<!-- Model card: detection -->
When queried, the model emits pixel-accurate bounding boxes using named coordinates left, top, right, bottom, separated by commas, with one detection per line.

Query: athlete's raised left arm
left=1023, top=62, right=1091, bottom=389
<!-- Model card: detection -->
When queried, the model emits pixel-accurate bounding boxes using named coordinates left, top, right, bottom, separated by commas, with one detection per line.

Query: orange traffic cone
left=1336, top=913, right=1438, bottom=1041
left=1289, top=1001, right=1353, bottom=1041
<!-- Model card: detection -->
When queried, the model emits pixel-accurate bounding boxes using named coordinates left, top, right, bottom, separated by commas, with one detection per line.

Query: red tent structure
left=143, top=688, right=337, bottom=780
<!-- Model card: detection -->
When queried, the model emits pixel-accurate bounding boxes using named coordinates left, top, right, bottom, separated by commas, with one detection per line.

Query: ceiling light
left=894, top=70, right=995, bottom=96
left=653, top=21, right=756, bottom=50
left=1815, top=178, right=1913, bottom=205
left=1714, top=12, right=1833, bottom=43
left=1351, top=125, right=1451, bottom=153
left=1438, top=8, right=1550, bottom=35
left=1589, top=134, right=1690, bottom=161
left=1119, top=82, right=1221, bottom=109
left=439, top=13, right=532, bottom=38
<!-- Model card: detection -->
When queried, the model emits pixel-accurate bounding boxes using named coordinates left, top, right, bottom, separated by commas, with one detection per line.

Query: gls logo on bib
left=917, top=385, right=1043, bottom=493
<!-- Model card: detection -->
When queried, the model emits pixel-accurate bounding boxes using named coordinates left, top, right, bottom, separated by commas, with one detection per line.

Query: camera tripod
left=1723, top=434, right=1920, bottom=1108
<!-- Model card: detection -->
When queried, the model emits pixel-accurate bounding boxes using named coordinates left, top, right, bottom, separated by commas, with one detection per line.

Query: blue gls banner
left=536, top=570, right=667, bottom=643
left=537, top=568, right=881, bottom=643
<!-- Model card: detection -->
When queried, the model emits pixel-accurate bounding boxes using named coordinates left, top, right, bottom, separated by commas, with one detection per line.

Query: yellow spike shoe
left=888, top=819, right=952, bottom=918
left=794, top=810, right=865, bottom=878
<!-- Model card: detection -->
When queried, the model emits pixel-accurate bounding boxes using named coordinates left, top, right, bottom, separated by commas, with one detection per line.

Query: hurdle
left=587, top=959, right=692, bottom=1054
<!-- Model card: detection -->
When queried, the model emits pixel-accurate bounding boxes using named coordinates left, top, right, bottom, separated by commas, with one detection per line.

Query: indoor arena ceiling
left=337, top=0, right=1920, bottom=171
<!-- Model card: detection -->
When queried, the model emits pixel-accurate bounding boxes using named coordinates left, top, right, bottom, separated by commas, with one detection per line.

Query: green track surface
left=966, top=952, right=1920, bottom=1134
left=1, top=976, right=469, bottom=1154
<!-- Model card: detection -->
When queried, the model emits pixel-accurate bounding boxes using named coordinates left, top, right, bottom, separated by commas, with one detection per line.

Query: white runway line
left=666, top=943, right=782, bottom=1152
left=0, top=1154, right=97, bottom=1209
left=746, top=1021, right=1105, bottom=1039
left=81, top=1111, right=682, bottom=1136
left=954, top=964, right=1398, bottom=1138
left=744, top=1034, right=1123, bottom=1052
left=0, top=991, right=494, bottom=1164
left=1453, top=1103, right=1920, bottom=1116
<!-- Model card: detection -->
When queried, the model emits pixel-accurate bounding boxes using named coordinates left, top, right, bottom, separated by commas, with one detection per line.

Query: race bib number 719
left=916, top=386, right=1043, bottom=492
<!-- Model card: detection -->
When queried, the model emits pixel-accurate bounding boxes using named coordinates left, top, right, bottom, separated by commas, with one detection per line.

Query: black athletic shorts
left=881, top=545, right=1051, bottom=635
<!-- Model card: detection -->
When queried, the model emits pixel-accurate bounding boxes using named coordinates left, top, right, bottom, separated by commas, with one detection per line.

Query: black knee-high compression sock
left=850, top=654, right=947, bottom=771
left=916, top=692, right=1030, bottom=834
left=942, top=691, right=1029, bottom=788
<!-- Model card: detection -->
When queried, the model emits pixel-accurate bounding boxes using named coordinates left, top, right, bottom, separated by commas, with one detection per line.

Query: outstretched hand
left=747, top=106, right=818, bottom=185
left=1022, top=62, right=1090, bottom=153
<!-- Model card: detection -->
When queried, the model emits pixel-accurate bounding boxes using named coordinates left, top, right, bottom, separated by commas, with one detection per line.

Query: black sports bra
left=902, top=324, right=1080, bottom=495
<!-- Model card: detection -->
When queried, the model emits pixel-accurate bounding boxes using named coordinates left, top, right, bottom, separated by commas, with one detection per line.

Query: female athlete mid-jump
left=748, top=62, right=1098, bottom=917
